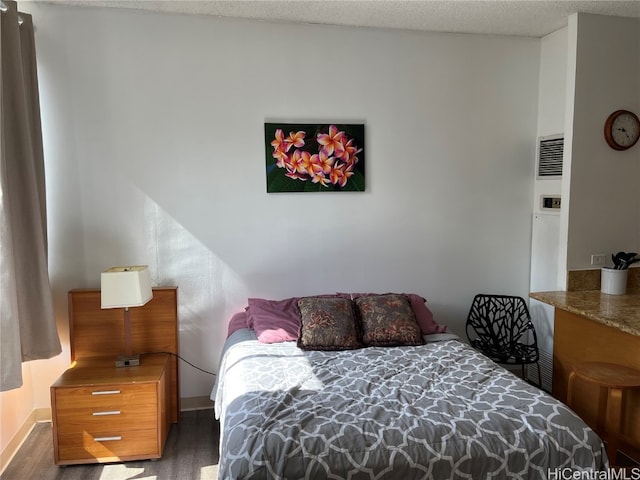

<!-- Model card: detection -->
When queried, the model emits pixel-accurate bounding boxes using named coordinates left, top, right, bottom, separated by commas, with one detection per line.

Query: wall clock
left=604, top=109, right=640, bottom=151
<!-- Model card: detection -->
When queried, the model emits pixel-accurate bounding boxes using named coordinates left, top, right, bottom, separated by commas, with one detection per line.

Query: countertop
left=530, top=290, right=640, bottom=337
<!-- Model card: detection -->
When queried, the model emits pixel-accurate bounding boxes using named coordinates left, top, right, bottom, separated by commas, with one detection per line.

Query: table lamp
left=101, top=265, right=153, bottom=367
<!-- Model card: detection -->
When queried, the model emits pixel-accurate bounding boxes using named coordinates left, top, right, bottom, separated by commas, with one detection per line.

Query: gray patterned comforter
left=212, top=329, right=606, bottom=479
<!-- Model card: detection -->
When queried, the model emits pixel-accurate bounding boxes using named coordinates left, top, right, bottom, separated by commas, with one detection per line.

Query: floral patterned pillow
left=355, top=294, right=424, bottom=347
left=297, top=297, right=361, bottom=351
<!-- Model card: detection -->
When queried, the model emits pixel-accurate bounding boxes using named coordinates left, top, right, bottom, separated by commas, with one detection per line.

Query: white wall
left=536, top=28, right=568, bottom=143
left=529, top=27, right=568, bottom=362
left=562, top=14, right=640, bottom=272
left=533, top=26, right=566, bottom=211
left=20, top=5, right=540, bottom=405
left=0, top=364, right=34, bottom=469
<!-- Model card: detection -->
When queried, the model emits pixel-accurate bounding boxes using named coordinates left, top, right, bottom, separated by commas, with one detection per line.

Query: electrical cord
left=141, top=351, right=216, bottom=377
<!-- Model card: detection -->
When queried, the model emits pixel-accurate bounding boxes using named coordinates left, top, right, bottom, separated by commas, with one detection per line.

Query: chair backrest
left=465, top=294, right=537, bottom=350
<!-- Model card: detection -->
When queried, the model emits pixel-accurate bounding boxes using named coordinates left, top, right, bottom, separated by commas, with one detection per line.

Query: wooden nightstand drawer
left=54, top=402, right=157, bottom=435
left=54, top=383, right=156, bottom=411
left=57, top=428, right=159, bottom=462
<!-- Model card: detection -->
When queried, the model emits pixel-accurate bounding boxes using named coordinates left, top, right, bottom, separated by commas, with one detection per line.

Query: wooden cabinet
left=553, top=308, right=640, bottom=463
left=51, top=355, right=170, bottom=465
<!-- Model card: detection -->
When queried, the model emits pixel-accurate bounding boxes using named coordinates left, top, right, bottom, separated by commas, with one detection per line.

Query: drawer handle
left=92, top=410, right=121, bottom=416
left=91, top=390, right=121, bottom=395
left=93, top=436, right=122, bottom=442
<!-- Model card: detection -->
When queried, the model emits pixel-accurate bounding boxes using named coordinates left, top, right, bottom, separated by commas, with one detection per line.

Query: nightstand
left=50, top=354, right=171, bottom=465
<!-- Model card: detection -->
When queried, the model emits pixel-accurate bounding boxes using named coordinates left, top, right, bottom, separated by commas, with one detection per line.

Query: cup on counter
left=601, top=267, right=628, bottom=295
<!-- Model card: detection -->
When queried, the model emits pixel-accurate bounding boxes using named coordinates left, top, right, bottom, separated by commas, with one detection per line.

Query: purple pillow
left=227, top=311, right=250, bottom=338
left=246, top=297, right=301, bottom=343
left=406, top=294, right=447, bottom=334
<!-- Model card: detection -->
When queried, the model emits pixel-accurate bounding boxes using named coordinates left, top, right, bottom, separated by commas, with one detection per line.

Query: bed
left=211, top=294, right=607, bottom=479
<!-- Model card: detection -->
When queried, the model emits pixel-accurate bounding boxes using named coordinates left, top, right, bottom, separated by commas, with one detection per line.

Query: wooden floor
left=1, top=410, right=220, bottom=480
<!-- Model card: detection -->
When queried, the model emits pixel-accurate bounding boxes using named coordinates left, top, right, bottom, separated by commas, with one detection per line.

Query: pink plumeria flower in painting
left=284, top=131, right=305, bottom=150
left=339, top=137, right=362, bottom=164
left=329, top=163, right=354, bottom=187
left=273, top=149, right=289, bottom=169
left=310, top=162, right=324, bottom=177
left=311, top=171, right=330, bottom=187
left=286, top=170, right=308, bottom=181
left=271, top=129, right=286, bottom=152
left=317, top=125, right=345, bottom=157
left=345, top=155, right=360, bottom=170
left=287, top=150, right=305, bottom=174
left=315, top=150, right=334, bottom=175
left=299, top=151, right=318, bottom=176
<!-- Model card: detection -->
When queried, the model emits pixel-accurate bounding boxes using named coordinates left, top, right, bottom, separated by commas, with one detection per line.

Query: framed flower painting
left=265, top=123, right=365, bottom=192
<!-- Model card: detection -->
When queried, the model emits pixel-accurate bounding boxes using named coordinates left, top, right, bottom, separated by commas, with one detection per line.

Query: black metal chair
left=465, top=294, right=541, bottom=387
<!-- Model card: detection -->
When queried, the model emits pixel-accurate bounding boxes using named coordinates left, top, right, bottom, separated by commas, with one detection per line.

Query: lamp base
left=115, top=354, right=140, bottom=368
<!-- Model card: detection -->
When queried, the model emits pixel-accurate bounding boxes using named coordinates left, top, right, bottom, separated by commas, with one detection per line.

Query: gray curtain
left=1, top=0, right=61, bottom=391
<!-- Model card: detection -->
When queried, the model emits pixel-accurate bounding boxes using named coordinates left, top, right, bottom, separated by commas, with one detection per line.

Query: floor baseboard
left=180, top=395, right=214, bottom=411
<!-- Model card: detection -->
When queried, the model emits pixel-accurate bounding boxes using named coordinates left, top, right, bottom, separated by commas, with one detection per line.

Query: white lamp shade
left=101, top=266, right=153, bottom=309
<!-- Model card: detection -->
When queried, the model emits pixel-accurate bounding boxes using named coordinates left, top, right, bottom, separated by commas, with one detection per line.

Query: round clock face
left=604, top=110, right=640, bottom=150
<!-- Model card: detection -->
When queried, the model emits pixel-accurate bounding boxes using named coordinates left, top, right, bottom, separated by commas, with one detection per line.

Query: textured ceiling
left=35, top=0, right=640, bottom=38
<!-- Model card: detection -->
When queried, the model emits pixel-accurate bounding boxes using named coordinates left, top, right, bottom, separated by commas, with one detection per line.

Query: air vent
left=537, top=134, right=563, bottom=178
